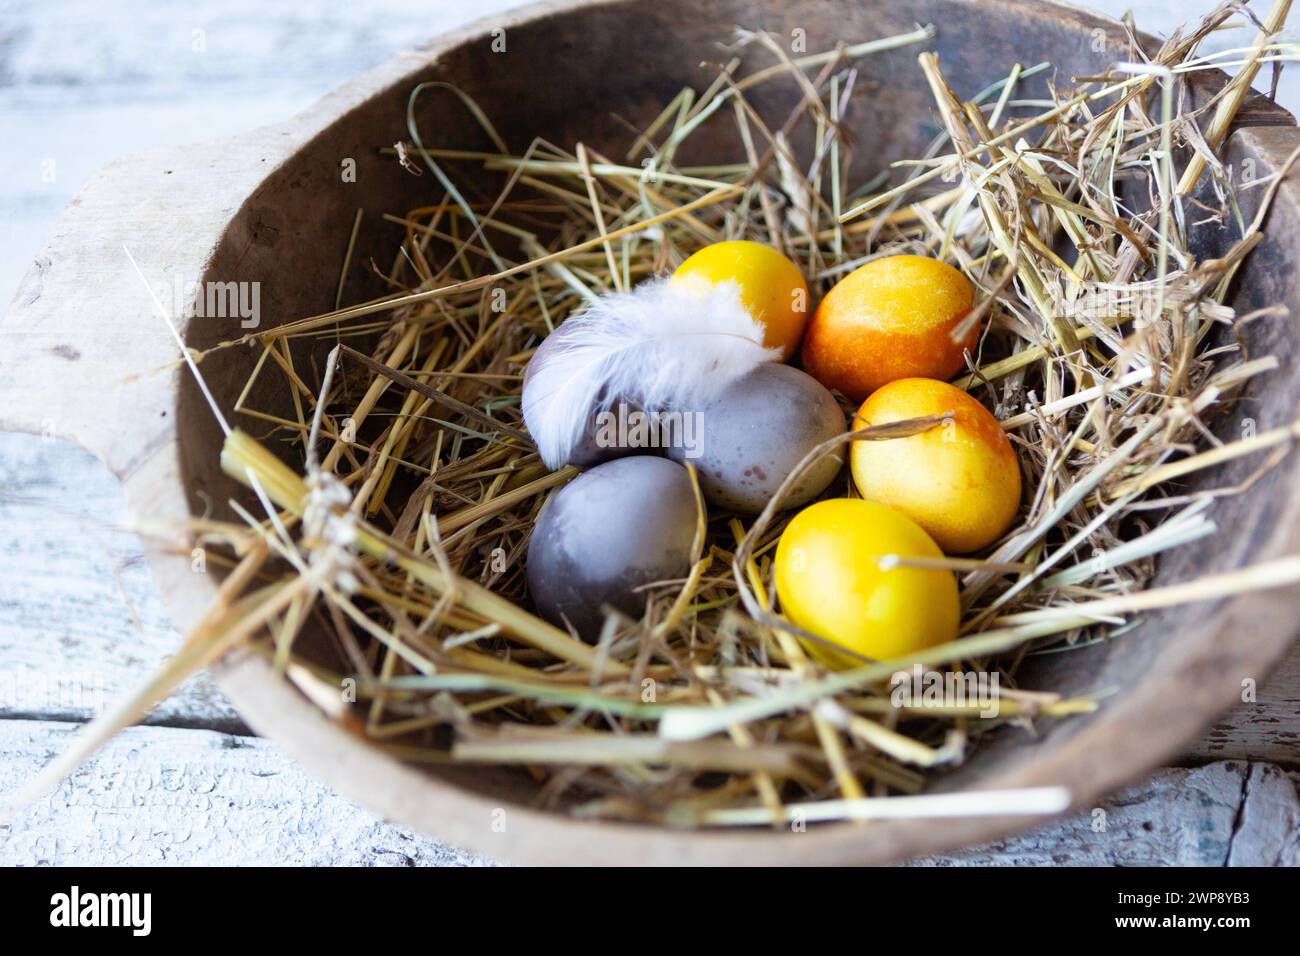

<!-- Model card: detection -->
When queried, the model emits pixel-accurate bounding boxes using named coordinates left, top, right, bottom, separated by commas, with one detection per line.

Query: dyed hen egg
left=665, top=363, right=844, bottom=513
left=774, top=498, right=959, bottom=668
left=802, top=254, right=976, bottom=400
left=849, top=377, right=1020, bottom=553
left=526, top=456, right=697, bottom=641
left=671, top=240, right=810, bottom=359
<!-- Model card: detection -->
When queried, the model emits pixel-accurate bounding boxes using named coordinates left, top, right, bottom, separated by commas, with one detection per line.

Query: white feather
left=522, top=276, right=779, bottom=469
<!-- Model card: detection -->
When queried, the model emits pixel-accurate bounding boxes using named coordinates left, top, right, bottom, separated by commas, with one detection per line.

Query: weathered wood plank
left=914, top=762, right=1300, bottom=867
left=1182, top=647, right=1300, bottom=766
left=2, top=718, right=1294, bottom=866
left=0, top=719, right=489, bottom=866
left=0, top=433, right=243, bottom=730
left=1226, top=762, right=1300, bottom=865
left=0, top=0, right=527, bottom=309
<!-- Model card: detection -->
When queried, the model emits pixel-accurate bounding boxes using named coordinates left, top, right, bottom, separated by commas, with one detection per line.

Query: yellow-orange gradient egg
left=850, top=378, right=1021, bottom=554
left=671, top=240, right=810, bottom=358
left=802, top=255, right=976, bottom=400
left=774, top=498, right=959, bottom=669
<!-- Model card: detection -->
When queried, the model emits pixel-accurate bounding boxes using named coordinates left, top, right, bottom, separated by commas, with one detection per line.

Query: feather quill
left=522, top=277, right=779, bottom=469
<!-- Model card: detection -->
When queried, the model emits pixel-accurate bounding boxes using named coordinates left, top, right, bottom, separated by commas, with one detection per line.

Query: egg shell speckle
left=666, top=362, right=845, bottom=514
left=526, top=456, right=697, bottom=641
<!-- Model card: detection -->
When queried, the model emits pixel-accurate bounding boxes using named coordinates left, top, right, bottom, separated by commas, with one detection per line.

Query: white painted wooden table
left=1, top=0, right=1297, bottom=866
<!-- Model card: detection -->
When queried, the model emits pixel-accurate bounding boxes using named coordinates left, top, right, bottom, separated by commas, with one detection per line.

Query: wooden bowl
left=4, top=0, right=1299, bottom=864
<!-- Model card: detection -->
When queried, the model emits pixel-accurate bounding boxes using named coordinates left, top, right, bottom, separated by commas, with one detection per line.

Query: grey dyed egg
left=666, top=362, right=845, bottom=514
left=526, top=456, right=697, bottom=641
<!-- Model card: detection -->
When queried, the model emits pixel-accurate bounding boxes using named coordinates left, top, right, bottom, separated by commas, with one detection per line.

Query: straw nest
left=22, top=2, right=1300, bottom=827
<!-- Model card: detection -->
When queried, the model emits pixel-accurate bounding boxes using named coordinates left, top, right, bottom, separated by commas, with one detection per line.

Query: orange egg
left=671, top=240, right=809, bottom=359
left=850, top=378, right=1020, bottom=554
left=802, top=255, right=976, bottom=400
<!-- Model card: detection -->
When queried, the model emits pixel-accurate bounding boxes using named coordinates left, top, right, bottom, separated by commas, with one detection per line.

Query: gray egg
left=666, top=362, right=845, bottom=514
left=526, top=456, right=697, bottom=641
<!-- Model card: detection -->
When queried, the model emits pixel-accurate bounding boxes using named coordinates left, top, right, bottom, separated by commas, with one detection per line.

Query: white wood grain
left=913, top=762, right=1300, bottom=867
left=1184, top=648, right=1300, bottom=765
left=0, top=719, right=490, bottom=866
left=1226, top=762, right=1300, bottom=865
left=0, top=0, right=529, bottom=310
left=0, top=433, right=241, bottom=729
left=2, top=718, right=1294, bottom=865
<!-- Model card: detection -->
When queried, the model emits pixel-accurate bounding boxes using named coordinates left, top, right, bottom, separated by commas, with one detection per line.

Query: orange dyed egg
left=802, top=255, right=976, bottom=400
left=671, top=240, right=810, bottom=359
left=850, top=378, right=1020, bottom=554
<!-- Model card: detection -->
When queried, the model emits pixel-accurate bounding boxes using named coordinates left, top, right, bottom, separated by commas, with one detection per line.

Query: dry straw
left=13, top=1, right=1300, bottom=828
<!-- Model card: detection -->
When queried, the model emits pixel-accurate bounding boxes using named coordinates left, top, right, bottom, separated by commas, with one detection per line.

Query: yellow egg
left=850, top=378, right=1021, bottom=554
left=671, top=240, right=810, bottom=359
left=773, top=498, right=959, bottom=668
